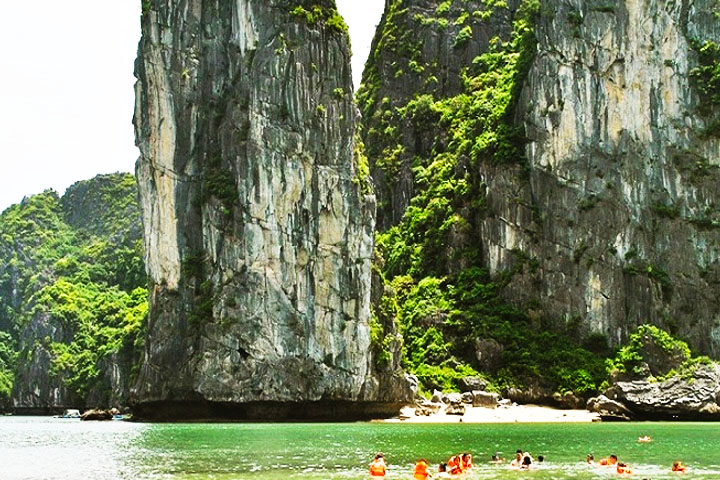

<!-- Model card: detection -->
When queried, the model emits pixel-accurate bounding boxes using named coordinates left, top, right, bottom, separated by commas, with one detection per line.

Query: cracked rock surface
left=132, top=0, right=412, bottom=419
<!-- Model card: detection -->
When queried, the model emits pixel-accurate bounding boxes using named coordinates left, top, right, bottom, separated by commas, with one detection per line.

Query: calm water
left=1, top=417, right=719, bottom=479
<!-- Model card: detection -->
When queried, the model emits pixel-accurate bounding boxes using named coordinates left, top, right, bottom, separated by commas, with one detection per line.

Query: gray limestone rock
left=552, top=391, right=584, bottom=409
left=415, top=399, right=442, bottom=416
left=608, top=364, right=720, bottom=420
left=505, top=386, right=554, bottom=405
left=132, top=0, right=411, bottom=419
left=362, top=0, right=720, bottom=369
left=472, top=390, right=500, bottom=408
left=445, top=403, right=466, bottom=415
left=513, top=0, right=720, bottom=355
left=586, top=394, right=633, bottom=418
left=443, top=392, right=463, bottom=405
left=458, top=376, right=488, bottom=393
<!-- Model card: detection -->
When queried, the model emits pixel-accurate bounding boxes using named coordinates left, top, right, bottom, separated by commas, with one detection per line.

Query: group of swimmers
left=370, top=445, right=688, bottom=477
left=586, top=453, right=687, bottom=475
left=587, top=454, right=633, bottom=474
left=371, top=450, right=542, bottom=478
left=508, top=450, right=543, bottom=469
left=581, top=436, right=687, bottom=475
left=370, top=453, right=475, bottom=480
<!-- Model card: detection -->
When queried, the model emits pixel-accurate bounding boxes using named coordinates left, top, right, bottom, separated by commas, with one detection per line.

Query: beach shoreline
left=382, top=404, right=599, bottom=423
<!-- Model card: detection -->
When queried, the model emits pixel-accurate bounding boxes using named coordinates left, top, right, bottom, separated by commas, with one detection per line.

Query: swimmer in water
left=491, top=453, right=504, bottom=464
left=672, top=461, right=687, bottom=473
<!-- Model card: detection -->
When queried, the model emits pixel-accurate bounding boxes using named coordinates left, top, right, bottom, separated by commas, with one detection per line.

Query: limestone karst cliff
left=0, top=174, right=146, bottom=413
left=519, top=0, right=720, bottom=355
left=359, top=0, right=720, bottom=395
left=132, top=0, right=412, bottom=419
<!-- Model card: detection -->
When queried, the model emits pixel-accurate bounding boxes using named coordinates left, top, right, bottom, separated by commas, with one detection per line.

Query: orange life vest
left=370, top=459, right=386, bottom=477
left=448, top=457, right=463, bottom=475
left=617, top=465, right=633, bottom=475
left=672, top=463, right=687, bottom=473
left=462, top=457, right=473, bottom=470
left=414, top=460, right=430, bottom=480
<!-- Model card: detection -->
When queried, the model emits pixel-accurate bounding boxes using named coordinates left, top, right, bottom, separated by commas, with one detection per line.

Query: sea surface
left=1, top=416, right=719, bottom=479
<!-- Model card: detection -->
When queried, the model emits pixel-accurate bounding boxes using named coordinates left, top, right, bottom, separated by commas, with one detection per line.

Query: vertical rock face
left=133, top=0, right=411, bottom=419
left=361, top=0, right=720, bottom=365
left=358, top=0, right=516, bottom=231
left=515, top=0, right=720, bottom=354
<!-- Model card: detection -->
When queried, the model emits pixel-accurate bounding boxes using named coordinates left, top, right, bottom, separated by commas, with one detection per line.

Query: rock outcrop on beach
left=588, top=364, right=720, bottom=421
left=132, top=0, right=412, bottom=419
left=80, top=408, right=113, bottom=421
left=588, top=326, right=720, bottom=420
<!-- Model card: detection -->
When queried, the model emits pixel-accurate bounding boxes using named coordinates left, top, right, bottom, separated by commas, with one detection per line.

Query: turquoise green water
left=2, top=417, right=719, bottom=479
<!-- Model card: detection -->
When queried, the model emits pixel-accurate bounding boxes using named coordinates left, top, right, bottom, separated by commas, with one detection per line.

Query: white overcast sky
left=0, top=0, right=384, bottom=212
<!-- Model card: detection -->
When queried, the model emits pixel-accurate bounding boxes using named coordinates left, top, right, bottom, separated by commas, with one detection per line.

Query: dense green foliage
left=0, top=332, right=16, bottom=406
left=689, top=40, right=720, bottom=137
left=360, top=0, right=611, bottom=396
left=0, top=174, right=147, bottom=407
left=604, top=324, right=715, bottom=382
left=290, top=2, right=349, bottom=35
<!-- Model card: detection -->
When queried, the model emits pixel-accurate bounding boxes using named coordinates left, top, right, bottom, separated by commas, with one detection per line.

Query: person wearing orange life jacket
left=447, top=455, right=463, bottom=475
left=616, top=463, right=633, bottom=475
left=672, top=461, right=687, bottom=473
left=461, top=453, right=473, bottom=471
left=414, top=459, right=433, bottom=480
left=370, top=453, right=387, bottom=477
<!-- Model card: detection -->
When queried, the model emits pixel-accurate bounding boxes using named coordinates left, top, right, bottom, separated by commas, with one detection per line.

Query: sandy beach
left=384, top=404, right=599, bottom=423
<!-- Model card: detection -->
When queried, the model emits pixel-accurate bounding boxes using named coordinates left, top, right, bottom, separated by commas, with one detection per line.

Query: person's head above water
left=375, top=453, right=384, bottom=460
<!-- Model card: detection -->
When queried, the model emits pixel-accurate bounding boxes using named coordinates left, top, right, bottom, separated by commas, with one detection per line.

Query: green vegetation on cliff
left=0, top=174, right=147, bottom=408
left=290, top=2, right=349, bottom=35
left=689, top=39, right=720, bottom=137
left=360, top=0, right=609, bottom=396
left=606, top=324, right=714, bottom=382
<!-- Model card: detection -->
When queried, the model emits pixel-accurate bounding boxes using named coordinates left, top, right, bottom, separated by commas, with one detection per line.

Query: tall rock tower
left=133, top=0, right=411, bottom=419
